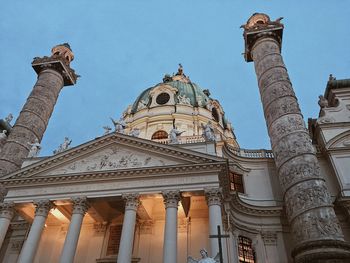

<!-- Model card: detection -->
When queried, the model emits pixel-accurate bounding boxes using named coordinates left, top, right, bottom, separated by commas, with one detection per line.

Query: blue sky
left=1, top=1, right=349, bottom=156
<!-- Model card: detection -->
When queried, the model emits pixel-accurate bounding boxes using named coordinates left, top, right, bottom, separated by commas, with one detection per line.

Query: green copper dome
left=131, top=80, right=210, bottom=113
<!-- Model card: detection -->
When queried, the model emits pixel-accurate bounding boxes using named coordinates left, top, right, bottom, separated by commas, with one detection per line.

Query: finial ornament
left=329, top=74, right=336, bottom=81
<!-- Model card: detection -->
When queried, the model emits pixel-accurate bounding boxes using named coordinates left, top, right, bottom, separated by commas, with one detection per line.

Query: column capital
left=71, top=196, right=90, bottom=215
left=0, top=201, right=15, bottom=220
left=242, top=13, right=284, bottom=62
left=32, top=43, right=78, bottom=86
left=33, top=199, right=54, bottom=217
left=204, top=187, right=222, bottom=206
left=122, top=193, right=141, bottom=211
left=0, top=186, right=7, bottom=203
left=162, top=190, right=180, bottom=209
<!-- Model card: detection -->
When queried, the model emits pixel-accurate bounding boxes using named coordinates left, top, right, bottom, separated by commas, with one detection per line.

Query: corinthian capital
left=34, top=199, right=54, bottom=217
left=205, top=188, right=222, bottom=206
left=72, top=196, right=90, bottom=215
left=162, top=190, right=180, bottom=209
left=0, top=202, right=15, bottom=220
left=122, top=193, right=140, bottom=211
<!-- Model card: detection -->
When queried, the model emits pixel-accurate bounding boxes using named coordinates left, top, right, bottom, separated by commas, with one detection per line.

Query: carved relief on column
left=0, top=201, right=15, bottom=220
left=34, top=199, right=54, bottom=217
left=204, top=188, right=222, bottom=206
left=71, top=196, right=90, bottom=215
left=122, top=193, right=141, bottom=211
left=162, top=190, right=180, bottom=208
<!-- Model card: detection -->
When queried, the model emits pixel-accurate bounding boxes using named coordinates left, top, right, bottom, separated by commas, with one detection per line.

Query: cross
left=209, top=225, right=229, bottom=263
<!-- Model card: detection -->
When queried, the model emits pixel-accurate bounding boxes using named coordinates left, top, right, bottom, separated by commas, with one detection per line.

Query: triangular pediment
left=3, top=133, right=224, bottom=180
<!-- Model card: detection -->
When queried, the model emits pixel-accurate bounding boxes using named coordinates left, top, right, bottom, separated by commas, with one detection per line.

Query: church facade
left=0, top=13, right=350, bottom=263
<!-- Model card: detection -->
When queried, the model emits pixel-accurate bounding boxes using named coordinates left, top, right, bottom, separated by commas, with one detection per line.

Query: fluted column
left=205, top=188, right=226, bottom=259
left=0, top=202, right=15, bottom=249
left=18, top=199, right=53, bottom=263
left=242, top=13, right=350, bottom=262
left=162, top=190, right=180, bottom=263
left=60, top=196, right=89, bottom=263
left=117, top=193, right=140, bottom=263
left=0, top=44, right=78, bottom=177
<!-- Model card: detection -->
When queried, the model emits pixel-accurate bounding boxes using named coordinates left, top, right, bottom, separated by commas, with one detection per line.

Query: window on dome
left=152, top=130, right=168, bottom=140
left=156, top=92, right=170, bottom=105
left=230, top=172, right=244, bottom=193
left=212, top=108, right=220, bottom=122
left=238, top=236, right=256, bottom=263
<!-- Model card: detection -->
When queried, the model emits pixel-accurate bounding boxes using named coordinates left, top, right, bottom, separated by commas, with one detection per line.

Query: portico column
left=205, top=188, right=225, bottom=258
left=60, top=196, right=90, bottom=263
left=0, top=202, right=15, bottom=249
left=18, top=199, right=53, bottom=263
left=162, top=190, right=180, bottom=263
left=117, top=193, right=140, bottom=263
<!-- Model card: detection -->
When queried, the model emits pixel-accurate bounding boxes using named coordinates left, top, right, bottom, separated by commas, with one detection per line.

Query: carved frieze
left=269, top=114, right=306, bottom=142
left=291, top=209, right=343, bottom=243
left=46, top=145, right=177, bottom=175
left=285, top=180, right=332, bottom=220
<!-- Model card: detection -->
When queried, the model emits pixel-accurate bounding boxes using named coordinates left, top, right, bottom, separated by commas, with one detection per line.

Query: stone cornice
left=0, top=162, right=227, bottom=188
left=2, top=133, right=224, bottom=180
left=225, top=192, right=283, bottom=217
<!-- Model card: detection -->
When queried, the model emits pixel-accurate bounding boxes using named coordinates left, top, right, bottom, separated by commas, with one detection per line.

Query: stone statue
left=201, top=121, right=216, bottom=142
left=53, top=137, right=72, bottom=154
left=187, top=248, right=219, bottom=263
left=0, top=130, right=7, bottom=142
left=129, top=128, right=140, bottom=137
left=102, top=126, right=112, bottom=135
left=178, top=94, right=191, bottom=105
left=318, top=95, right=328, bottom=108
left=28, top=139, right=41, bottom=158
left=137, top=100, right=148, bottom=110
left=5, top=113, right=13, bottom=124
left=169, top=127, right=184, bottom=144
left=110, top=117, right=127, bottom=133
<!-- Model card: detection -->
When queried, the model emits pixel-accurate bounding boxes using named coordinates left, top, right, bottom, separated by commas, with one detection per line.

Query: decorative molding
left=138, top=220, right=153, bottom=234
left=261, top=231, right=278, bottom=246
left=226, top=192, right=283, bottom=217
left=93, top=222, right=108, bottom=235
left=0, top=162, right=226, bottom=188
left=10, top=239, right=24, bottom=253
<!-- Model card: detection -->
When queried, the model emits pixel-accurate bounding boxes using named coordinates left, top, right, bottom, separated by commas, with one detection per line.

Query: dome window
left=151, top=130, right=168, bottom=140
left=212, top=108, right=220, bottom=122
left=156, top=93, right=170, bottom=105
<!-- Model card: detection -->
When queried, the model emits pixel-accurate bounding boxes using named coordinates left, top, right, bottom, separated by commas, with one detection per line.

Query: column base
left=292, top=240, right=350, bottom=263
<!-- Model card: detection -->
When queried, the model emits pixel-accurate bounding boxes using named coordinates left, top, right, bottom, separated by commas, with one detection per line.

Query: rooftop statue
left=110, top=117, right=127, bottom=133
left=0, top=130, right=7, bottom=147
left=53, top=137, right=72, bottom=155
left=318, top=95, right=328, bottom=108
left=27, top=139, right=41, bottom=158
left=129, top=128, right=140, bottom=137
left=187, top=248, right=219, bottom=263
left=169, top=127, right=184, bottom=144
left=5, top=113, right=13, bottom=124
left=178, top=94, right=191, bottom=105
left=202, top=121, right=216, bottom=142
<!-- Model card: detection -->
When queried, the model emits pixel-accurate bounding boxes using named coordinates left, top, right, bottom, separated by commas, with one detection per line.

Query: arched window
left=238, top=236, right=255, bottom=263
left=230, top=172, right=244, bottom=193
left=212, top=108, right=220, bottom=122
left=151, top=130, right=168, bottom=140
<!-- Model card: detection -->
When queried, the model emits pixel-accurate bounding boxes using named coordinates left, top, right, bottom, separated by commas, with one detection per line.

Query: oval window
left=156, top=93, right=170, bottom=105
